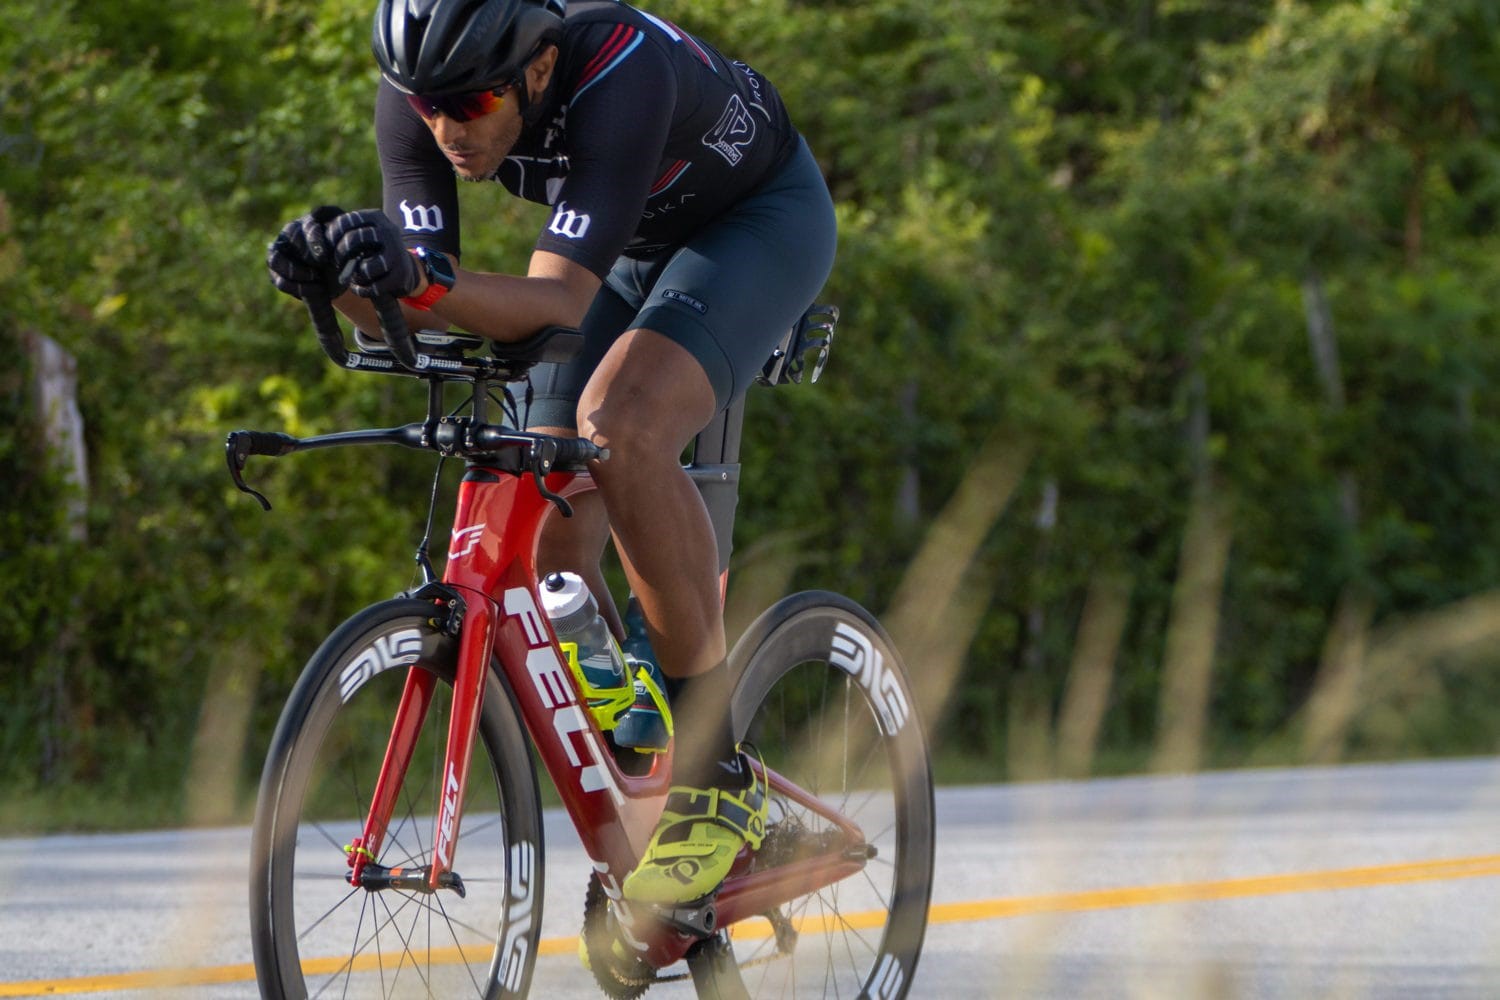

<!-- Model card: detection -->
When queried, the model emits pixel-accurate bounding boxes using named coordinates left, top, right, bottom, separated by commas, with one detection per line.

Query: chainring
left=582, top=872, right=656, bottom=999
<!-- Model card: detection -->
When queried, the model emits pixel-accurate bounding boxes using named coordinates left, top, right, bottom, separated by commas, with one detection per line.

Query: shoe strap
left=662, top=777, right=767, bottom=849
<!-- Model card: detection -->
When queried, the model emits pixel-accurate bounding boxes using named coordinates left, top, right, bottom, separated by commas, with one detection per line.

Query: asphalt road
left=3, top=758, right=1500, bottom=998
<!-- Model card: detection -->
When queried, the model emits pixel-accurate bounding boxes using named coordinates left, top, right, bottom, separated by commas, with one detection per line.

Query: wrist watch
left=402, top=246, right=456, bottom=311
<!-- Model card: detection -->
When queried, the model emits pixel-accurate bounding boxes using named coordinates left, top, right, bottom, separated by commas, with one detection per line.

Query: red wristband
left=401, top=248, right=453, bottom=311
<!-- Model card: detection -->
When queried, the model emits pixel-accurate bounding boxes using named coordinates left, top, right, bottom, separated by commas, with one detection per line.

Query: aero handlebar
left=304, top=290, right=421, bottom=371
left=225, top=291, right=604, bottom=510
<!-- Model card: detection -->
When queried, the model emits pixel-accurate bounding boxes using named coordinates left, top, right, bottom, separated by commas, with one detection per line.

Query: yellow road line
left=923, top=852, right=1500, bottom=923
left=6, top=852, right=1500, bottom=997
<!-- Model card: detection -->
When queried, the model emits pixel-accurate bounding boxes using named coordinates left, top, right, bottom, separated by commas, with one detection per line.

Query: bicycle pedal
left=643, top=896, right=719, bottom=937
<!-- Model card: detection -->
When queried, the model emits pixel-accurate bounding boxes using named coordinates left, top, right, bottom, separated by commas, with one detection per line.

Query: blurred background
left=3, top=0, right=1500, bottom=837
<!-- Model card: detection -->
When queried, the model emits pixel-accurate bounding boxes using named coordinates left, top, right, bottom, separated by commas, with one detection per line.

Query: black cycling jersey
left=376, top=0, right=799, bottom=279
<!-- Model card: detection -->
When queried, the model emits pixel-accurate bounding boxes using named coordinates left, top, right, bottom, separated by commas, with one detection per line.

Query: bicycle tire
left=250, top=598, right=545, bottom=1000
left=689, top=591, right=935, bottom=999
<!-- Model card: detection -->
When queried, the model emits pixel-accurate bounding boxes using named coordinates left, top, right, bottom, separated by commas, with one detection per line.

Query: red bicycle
left=232, top=293, right=934, bottom=999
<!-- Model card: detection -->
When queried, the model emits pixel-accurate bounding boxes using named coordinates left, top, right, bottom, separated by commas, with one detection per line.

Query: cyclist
left=264, top=0, right=836, bottom=919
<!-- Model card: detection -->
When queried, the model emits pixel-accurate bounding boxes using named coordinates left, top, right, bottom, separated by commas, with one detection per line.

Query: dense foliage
left=4, top=0, right=1499, bottom=829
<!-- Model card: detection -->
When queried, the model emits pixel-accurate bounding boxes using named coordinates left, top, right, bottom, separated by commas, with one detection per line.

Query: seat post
left=687, top=396, right=746, bottom=578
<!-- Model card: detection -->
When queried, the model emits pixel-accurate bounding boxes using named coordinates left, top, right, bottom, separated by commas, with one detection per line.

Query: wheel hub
left=353, top=861, right=468, bottom=898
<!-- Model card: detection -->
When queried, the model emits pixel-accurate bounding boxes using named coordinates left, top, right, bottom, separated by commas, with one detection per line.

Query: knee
left=575, top=330, right=717, bottom=462
left=577, top=385, right=686, bottom=465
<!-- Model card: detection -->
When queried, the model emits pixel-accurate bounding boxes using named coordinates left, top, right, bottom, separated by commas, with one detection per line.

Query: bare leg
left=530, top=462, right=623, bottom=640
left=576, top=329, right=725, bottom=681
left=586, top=330, right=759, bottom=910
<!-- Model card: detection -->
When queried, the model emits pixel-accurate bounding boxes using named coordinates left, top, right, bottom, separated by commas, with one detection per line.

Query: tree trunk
left=1299, top=269, right=1369, bottom=763
left=895, top=378, right=921, bottom=523
left=1011, top=479, right=1060, bottom=779
left=1152, top=470, right=1234, bottom=774
left=1404, top=148, right=1426, bottom=268
left=1056, top=569, right=1132, bottom=778
left=884, top=434, right=1032, bottom=750
left=23, top=330, right=90, bottom=781
left=25, top=330, right=88, bottom=540
left=1153, top=325, right=1234, bottom=774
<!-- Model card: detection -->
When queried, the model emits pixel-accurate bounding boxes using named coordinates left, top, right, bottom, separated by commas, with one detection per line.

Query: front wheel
left=250, top=598, right=545, bottom=999
left=691, top=592, right=935, bottom=999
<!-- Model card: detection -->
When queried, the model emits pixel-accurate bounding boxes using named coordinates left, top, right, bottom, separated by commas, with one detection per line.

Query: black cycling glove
left=266, top=205, right=345, bottom=300
left=328, top=209, right=421, bottom=300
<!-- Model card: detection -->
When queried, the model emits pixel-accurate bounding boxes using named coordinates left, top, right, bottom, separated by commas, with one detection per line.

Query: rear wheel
left=250, top=598, right=544, bottom=999
left=690, top=591, right=935, bottom=999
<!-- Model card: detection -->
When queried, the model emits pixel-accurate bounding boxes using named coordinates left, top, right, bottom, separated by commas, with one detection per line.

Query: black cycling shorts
left=516, top=136, right=837, bottom=429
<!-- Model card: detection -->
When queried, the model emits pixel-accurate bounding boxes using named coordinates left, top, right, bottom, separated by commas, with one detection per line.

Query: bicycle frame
left=229, top=296, right=861, bottom=972
left=345, top=407, right=868, bottom=970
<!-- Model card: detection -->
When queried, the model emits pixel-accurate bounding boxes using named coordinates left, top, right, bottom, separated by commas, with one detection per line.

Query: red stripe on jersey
left=670, top=21, right=714, bottom=66
left=578, top=25, right=636, bottom=87
left=649, top=159, right=689, bottom=195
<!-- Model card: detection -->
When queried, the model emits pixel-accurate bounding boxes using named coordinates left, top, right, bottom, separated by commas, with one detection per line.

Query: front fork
left=345, top=587, right=497, bottom=892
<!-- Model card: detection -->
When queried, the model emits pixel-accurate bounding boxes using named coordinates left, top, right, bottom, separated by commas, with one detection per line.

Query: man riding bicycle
left=265, top=0, right=836, bottom=928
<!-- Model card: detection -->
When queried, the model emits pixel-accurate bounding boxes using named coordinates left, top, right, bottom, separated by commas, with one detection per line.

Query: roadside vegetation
left=4, top=0, right=1500, bottom=832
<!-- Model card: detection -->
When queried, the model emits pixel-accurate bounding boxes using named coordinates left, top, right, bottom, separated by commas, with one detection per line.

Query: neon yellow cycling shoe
left=622, top=757, right=767, bottom=906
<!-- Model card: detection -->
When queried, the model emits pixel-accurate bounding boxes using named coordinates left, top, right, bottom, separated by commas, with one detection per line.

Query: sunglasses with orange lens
left=405, top=85, right=511, bottom=123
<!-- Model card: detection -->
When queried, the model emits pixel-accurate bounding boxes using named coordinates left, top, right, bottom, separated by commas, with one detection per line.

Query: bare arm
left=333, top=249, right=600, bottom=343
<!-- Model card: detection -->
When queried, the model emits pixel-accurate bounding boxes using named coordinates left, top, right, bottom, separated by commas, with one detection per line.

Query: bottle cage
left=757, top=304, right=838, bottom=387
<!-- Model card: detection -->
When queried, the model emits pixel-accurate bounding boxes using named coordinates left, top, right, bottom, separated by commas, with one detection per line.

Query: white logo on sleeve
left=399, top=200, right=444, bottom=233
left=547, top=201, right=592, bottom=240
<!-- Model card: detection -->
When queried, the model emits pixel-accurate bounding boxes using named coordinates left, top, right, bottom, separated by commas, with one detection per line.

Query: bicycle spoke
left=291, top=869, right=358, bottom=881
left=833, top=784, right=875, bottom=832
left=749, top=928, right=778, bottom=998
left=387, top=748, right=442, bottom=871
left=296, top=834, right=501, bottom=997
left=859, top=864, right=894, bottom=912
left=828, top=896, right=867, bottom=994
left=254, top=612, right=545, bottom=999
left=308, top=819, right=351, bottom=856
left=382, top=890, right=437, bottom=998
left=306, top=891, right=371, bottom=1000
left=366, top=901, right=383, bottom=1000
left=431, top=891, right=487, bottom=996
left=859, top=813, right=898, bottom=847
left=835, top=739, right=884, bottom=813
left=296, top=883, right=366, bottom=946
left=306, top=888, right=413, bottom=998
left=382, top=799, right=427, bottom=871
left=420, top=896, right=502, bottom=944
left=816, top=892, right=839, bottom=1000
left=813, top=665, right=830, bottom=797
left=841, top=674, right=851, bottom=798
left=703, top=606, right=932, bottom=998
left=457, top=811, right=504, bottom=841
left=821, top=887, right=879, bottom=959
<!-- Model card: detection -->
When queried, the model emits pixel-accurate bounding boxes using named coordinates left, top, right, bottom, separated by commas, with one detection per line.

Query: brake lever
left=528, top=438, right=574, bottom=517
left=226, top=432, right=274, bottom=511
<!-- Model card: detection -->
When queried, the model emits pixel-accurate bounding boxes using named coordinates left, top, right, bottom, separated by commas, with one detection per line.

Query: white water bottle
left=540, top=572, right=627, bottom=693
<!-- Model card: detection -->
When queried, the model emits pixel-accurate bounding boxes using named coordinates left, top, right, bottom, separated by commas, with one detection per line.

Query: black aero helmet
left=373, top=0, right=565, bottom=95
